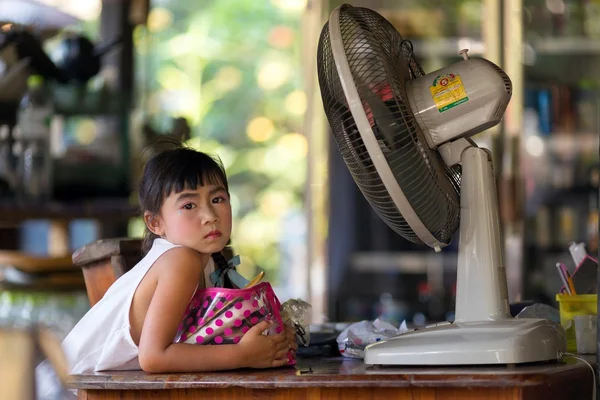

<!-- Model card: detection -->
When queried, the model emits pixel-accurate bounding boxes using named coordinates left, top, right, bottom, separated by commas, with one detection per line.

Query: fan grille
left=317, top=5, right=461, bottom=245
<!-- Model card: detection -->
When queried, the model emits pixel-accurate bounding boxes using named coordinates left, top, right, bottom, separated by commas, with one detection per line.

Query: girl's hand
left=238, top=321, right=290, bottom=368
left=284, top=324, right=299, bottom=360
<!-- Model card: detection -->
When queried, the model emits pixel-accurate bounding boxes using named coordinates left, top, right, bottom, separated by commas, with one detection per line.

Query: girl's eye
left=182, top=203, right=196, bottom=210
left=212, top=196, right=226, bottom=204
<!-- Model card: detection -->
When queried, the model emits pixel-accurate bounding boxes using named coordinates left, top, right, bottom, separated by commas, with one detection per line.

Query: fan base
left=364, top=318, right=566, bottom=366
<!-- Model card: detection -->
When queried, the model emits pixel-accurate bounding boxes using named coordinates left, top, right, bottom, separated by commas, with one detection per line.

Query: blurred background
left=0, top=0, right=597, bottom=338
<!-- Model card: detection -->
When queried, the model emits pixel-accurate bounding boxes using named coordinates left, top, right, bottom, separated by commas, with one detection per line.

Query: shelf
left=52, top=86, right=132, bottom=117
left=350, top=252, right=457, bottom=274
left=0, top=87, right=131, bottom=122
left=529, top=133, right=600, bottom=154
left=531, top=37, right=600, bottom=55
left=530, top=185, right=598, bottom=207
left=0, top=198, right=139, bottom=226
left=525, top=244, right=579, bottom=253
left=545, top=133, right=598, bottom=147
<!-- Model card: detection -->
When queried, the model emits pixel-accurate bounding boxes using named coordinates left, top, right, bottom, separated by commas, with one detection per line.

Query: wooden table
left=68, top=356, right=594, bottom=399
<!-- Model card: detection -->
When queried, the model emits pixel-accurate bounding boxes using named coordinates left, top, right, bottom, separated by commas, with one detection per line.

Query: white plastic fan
left=317, top=4, right=565, bottom=366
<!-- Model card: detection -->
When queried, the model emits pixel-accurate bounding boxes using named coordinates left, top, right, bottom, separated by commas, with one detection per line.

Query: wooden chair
left=72, top=238, right=143, bottom=306
left=72, top=238, right=234, bottom=306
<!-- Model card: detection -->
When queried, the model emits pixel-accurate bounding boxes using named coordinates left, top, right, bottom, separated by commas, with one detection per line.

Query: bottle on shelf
left=16, top=75, right=54, bottom=202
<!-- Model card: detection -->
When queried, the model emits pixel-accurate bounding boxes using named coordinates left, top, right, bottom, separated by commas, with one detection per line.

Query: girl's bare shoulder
left=151, top=246, right=204, bottom=280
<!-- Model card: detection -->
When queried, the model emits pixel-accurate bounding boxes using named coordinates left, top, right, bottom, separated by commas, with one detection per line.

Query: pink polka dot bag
left=173, top=282, right=295, bottom=365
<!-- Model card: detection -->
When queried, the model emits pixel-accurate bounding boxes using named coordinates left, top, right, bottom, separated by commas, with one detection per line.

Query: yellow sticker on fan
left=430, top=74, right=469, bottom=113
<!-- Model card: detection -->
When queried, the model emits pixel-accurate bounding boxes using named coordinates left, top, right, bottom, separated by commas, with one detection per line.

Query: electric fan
left=317, top=4, right=566, bottom=366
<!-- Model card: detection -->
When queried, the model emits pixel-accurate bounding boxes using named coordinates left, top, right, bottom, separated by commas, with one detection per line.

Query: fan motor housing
left=406, top=57, right=512, bottom=149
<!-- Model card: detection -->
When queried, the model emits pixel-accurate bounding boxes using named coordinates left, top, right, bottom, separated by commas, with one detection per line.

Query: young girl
left=42, top=146, right=297, bottom=389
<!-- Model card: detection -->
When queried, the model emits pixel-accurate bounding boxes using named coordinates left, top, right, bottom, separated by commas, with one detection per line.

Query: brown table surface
left=68, top=355, right=595, bottom=391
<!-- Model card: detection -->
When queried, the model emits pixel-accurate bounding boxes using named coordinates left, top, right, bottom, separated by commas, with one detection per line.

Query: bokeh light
left=214, top=66, right=243, bottom=93
left=257, top=59, right=292, bottom=90
left=259, top=189, right=294, bottom=218
left=147, top=7, right=173, bottom=32
left=525, top=136, right=545, bottom=157
left=157, top=90, right=201, bottom=124
left=268, top=26, right=295, bottom=49
left=245, top=149, right=268, bottom=174
left=157, top=66, right=190, bottom=90
left=73, top=119, right=98, bottom=145
left=246, top=117, right=276, bottom=142
left=271, top=0, right=307, bottom=11
left=277, top=133, right=307, bottom=160
left=236, top=210, right=280, bottom=247
left=284, top=90, right=307, bottom=116
left=168, top=33, right=198, bottom=56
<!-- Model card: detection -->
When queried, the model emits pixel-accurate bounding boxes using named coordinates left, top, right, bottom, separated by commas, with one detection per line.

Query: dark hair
left=138, top=142, right=231, bottom=273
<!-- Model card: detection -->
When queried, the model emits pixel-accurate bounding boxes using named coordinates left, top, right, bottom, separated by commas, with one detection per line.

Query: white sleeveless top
left=66, top=238, right=215, bottom=373
left=36, top=238, right=214, bottom=399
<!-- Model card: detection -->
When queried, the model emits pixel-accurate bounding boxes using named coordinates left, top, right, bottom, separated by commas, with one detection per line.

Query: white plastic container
left=573, top=314, right=597, bottom=354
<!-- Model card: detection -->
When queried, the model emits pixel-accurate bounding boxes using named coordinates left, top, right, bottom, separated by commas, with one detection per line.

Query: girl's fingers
left=270, top=333, right=286, bottom=344
left=275, top=349, right=289, bottom=359
left=247, top=320, right=271, bottom=336
left=271, top=358, right=288, bottom=368
left=276, top=340, right=290, bottom=352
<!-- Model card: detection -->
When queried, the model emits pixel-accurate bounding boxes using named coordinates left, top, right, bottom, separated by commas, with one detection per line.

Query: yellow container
left=556, top=294, right=597, bottom=352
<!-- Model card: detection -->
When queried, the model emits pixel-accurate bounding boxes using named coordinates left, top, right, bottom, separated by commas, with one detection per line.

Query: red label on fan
left=430, top=74, right=469, bottom=112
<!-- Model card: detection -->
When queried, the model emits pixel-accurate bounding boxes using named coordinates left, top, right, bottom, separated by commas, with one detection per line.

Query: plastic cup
left=573, top=315, right=597, bottom=354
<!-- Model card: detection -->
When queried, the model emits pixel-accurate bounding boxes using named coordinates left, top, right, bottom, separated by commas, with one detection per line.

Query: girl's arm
left=137, top=247, right=290, bottom=373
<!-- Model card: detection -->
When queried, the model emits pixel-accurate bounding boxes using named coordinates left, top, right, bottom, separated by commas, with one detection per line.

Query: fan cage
left=317, top=4, right=462, bottom=245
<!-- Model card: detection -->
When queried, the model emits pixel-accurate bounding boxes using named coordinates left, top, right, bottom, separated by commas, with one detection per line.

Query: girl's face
left=146, top=183, right=232, bottom=256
